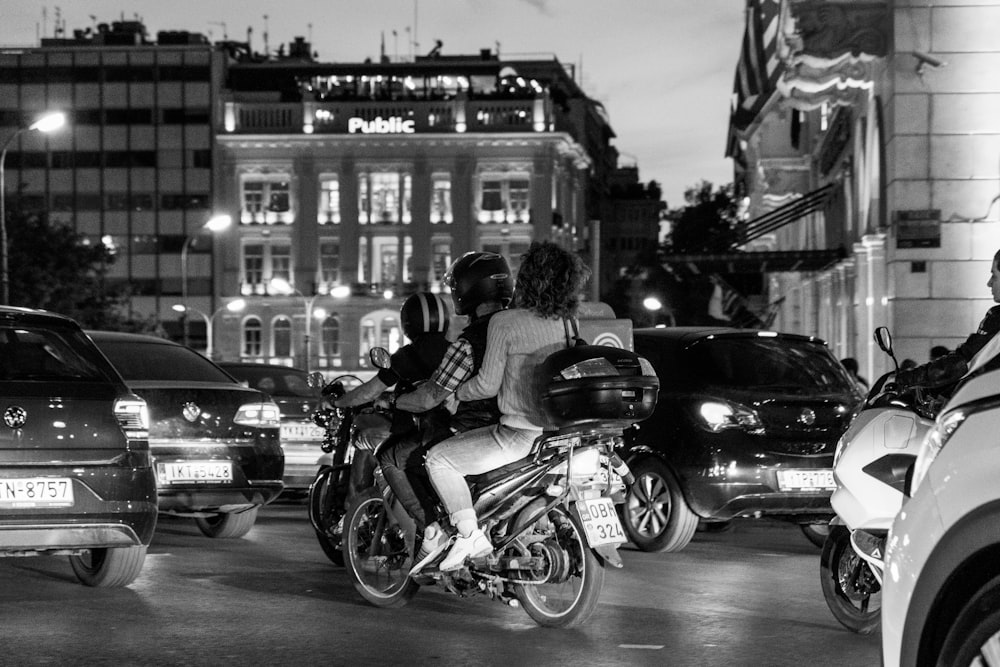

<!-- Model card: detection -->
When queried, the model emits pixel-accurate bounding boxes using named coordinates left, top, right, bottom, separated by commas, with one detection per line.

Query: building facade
left=0, top=22, right=621, bottom=371
left=727, top=0, right=1000, bottom=382
left=0, top=21, right=222, bottom=339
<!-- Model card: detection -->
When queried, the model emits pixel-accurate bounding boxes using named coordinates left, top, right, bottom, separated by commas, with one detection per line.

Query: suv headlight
left=911, top=408, right=967, bottom=494
left=695, top=399, right=762, bottom=433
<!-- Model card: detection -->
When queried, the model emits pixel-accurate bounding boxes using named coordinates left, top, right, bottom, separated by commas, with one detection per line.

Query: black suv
left=88, top=332, right=284, bottom=538
left=0, top=308, right=157, bottom=586
left=622, top=327, right=861, bottom=552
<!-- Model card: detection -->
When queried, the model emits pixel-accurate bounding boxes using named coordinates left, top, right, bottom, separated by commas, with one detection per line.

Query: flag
left=727, top=0, right=783, bottom=153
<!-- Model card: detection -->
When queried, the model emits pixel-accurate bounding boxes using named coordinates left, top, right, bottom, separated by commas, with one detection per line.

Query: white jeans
left=425, top=423, right=539, bottom=529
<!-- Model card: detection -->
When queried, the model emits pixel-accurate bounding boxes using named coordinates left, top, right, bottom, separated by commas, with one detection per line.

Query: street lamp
left=180, top=214, right=232, bottom=345
left=172, top=298, right=246, bottom=359
left=270, top=277, right=325, bottom=373
left=1, top=111, right=67, bottom=304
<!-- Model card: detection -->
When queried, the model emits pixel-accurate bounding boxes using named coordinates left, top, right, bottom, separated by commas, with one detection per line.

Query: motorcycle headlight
left=910, top=408, right=967, bottom=494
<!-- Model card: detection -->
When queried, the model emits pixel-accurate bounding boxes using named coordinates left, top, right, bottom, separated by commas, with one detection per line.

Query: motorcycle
left=306, top=373, right=388, bottom=567
left=340, top=344, right=658, bottom=627
left=820, top=326, right=936, bottom=634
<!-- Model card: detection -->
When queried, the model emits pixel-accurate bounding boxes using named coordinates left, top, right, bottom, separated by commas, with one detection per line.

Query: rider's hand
left=374, top=395, right=395, bottom=412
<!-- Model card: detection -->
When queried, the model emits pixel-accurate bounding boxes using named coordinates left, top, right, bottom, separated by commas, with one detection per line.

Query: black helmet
left=444, top=251, right=513, bottom=316
left=400, top=292, right=450, bottom=340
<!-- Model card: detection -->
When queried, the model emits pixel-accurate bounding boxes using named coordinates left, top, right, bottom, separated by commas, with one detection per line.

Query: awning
left=662, top=248, right=847, bottom=275
left=736, top=183, right=836, bottom=247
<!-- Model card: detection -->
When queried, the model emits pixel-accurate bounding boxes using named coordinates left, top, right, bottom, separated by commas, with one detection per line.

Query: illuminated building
left=0, top=22, right=620, bottom=368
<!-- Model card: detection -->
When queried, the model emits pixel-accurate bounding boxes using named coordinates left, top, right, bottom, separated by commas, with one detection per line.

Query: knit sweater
left=456, top=308, right=567, bottom=430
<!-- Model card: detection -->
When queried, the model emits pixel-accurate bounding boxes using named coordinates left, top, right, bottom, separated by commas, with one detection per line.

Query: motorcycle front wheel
left=819, top=525, right=881, bottom=634
left=513, top=504, right=605, bottom=628
left=343, top=487, right=418, bottom=608
left=308, top=467, right=345, bottom=566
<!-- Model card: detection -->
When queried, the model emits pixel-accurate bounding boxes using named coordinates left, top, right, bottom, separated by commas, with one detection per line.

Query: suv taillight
left=234, top=401, right=281, bottom=427
left=114, top=397, right=149, bottom=439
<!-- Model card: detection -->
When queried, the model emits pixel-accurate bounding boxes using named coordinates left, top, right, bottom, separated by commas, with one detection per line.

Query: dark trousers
left=376, top=431, right=441, bottom=532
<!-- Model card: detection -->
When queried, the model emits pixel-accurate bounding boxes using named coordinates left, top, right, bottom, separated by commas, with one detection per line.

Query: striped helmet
left=400, top=292, right=450, bottom=340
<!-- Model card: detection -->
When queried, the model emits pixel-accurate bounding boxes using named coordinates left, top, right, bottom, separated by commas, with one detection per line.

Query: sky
left=2, top=1, right=745, bottom=209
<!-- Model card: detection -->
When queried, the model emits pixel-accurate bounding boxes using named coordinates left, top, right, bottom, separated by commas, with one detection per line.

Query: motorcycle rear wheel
left=343, top=488, right=418, bottom=608
left=308, top=467, right=345, bottom=566
left=514, top=504, right=605, bottom=628
left=819, top=525, right=881, bottom=634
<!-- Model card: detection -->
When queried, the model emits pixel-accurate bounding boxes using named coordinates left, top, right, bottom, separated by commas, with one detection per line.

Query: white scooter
left=819, top=327, right=937, bottom=634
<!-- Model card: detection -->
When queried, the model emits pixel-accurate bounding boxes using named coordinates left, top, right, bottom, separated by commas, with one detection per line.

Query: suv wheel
left=623, top=457, right=698, bottom=552
left=195, top=507, right=259, bottom=538
left=69, top=546, right=147, bottom=587
left=938, top=573, right=1000, bottom=665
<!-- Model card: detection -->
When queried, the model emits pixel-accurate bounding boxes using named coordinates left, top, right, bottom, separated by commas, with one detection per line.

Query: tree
left=662, top=180, right=739, bottom=254
left=6, top=207, right=157, bottom=331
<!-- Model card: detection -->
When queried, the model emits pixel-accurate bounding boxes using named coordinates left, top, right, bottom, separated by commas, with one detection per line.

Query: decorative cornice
left=775, top=1, right=887, bottom=110
left=784, top=1, right=889, bottom=61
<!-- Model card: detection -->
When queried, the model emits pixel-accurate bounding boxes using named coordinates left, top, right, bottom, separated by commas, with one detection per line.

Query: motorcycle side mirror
left=369, top=346, right=391, bottom=370
left=306, top=371, right=326, bottom=389
left=874, top=326, right=899, bottom=371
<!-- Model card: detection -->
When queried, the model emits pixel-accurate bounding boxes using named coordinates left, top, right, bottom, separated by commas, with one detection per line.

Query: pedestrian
left=841, top=357, right=868, bottom=393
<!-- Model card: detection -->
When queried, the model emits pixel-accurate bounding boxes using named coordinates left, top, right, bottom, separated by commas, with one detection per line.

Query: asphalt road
left=0, top=500, right=881, bottom=666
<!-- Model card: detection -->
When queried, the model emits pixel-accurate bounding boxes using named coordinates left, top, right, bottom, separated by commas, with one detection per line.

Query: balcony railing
left=223, top=95, right=560, bottom=135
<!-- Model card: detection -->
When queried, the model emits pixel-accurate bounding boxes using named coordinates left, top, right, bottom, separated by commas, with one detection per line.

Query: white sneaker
left=408, top=523, right=451, bottom=576
left=438, top=528, right=492, bottom=572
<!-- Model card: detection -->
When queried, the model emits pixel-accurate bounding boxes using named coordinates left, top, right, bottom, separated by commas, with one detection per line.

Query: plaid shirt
left=431, top=338, right=475, bottom=392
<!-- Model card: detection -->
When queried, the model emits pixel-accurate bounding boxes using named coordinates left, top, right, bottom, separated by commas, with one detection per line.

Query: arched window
left=272, top=316, right=292, bottom=357
left=321, top=315, right=341, bottom=357
left=243, top=317, right=262, bottom=357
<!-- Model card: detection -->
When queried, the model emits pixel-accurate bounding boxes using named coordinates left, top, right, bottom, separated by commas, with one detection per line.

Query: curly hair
left=513, top=241, right=591, bottom=319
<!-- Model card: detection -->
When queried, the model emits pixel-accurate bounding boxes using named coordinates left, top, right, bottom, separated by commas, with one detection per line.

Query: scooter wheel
left=819, top=525, right=881, bottom=634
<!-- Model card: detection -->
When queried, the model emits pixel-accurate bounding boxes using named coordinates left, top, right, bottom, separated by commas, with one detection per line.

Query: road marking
left=618, top=644, right=664, bottom=650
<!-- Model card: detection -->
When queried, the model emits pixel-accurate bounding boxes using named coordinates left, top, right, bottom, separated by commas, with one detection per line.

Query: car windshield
left=689, top=337, right=855, bottom=393
left=0, top=325, right=108, bottom=381
left=97, top=340, right=236, bottom=383
left=223, top=366, right=319, bottom=398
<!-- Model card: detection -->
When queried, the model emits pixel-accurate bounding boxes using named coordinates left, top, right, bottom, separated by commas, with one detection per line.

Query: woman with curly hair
left=421, top=241, right=591, bottom=572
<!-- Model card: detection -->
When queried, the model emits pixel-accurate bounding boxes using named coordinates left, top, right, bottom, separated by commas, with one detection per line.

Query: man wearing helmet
left=332, top=292, right=452, bottom=510
left=424, top=241, right=591, bottom=572
left=386, top=251, right=512, bottom=569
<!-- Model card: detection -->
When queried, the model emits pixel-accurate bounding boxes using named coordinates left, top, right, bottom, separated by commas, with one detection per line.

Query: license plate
left=776, top=469, right=836, bottom=491
left=577, top=497, right=627, bottom=547
left=280, top=423, right=325, bottom=441
left=0, top=477, right=74, bottom=508
left=159, top=461, right=233, bottom=484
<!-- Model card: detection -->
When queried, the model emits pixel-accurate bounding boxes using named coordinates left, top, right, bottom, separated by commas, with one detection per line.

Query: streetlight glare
left=28, top=111, right=66, bottom=134
left=643, top=296, right=663, bottom=311
left=331, top=285, right=350, bottom=298
left=269, top=277, right=294, bottom=295
left=227, top=298, right=247, bottom=312
left=171, top=304, right=187, bottom=313
left=204, top=214, right=232, bottom=233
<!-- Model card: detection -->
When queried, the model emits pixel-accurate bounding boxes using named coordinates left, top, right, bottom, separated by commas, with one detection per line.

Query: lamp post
left=180, top=214, right=232, bottom=345
left=172, top=298, right=246, bottom=359
left=1, top=111, right=67, bottom=304
left=270, top=277, right=323, bottom=373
